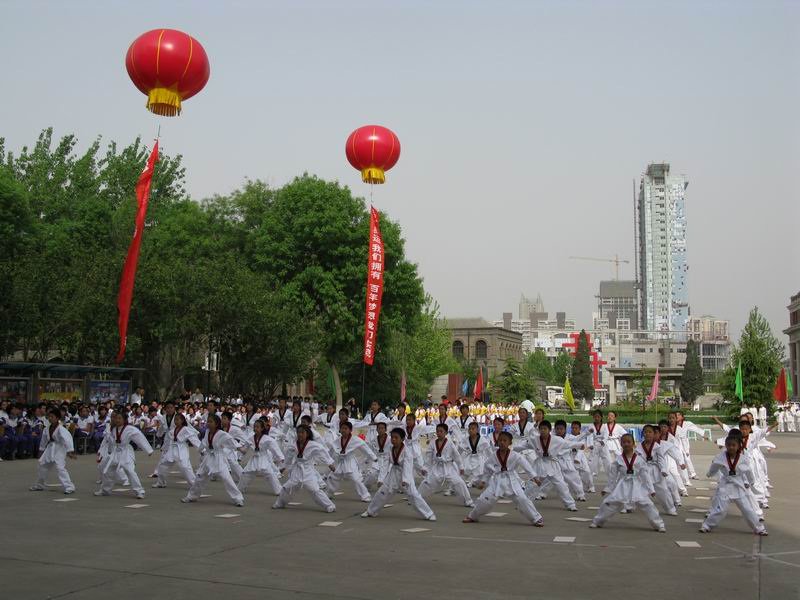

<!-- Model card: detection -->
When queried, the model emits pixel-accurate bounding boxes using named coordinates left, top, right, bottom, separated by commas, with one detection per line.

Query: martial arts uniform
left=325, top=433, right=377, bottom=502
left=591, top=451, right=665, bottom=532
left=637, top=441, right=677, bottom=515
left=541, top=435, right=587, bottom=502
left=598, top=422, right=627, bottom=469
left=467, top=448, right=543, bottom=525
left=523, top=434, right=581, bottom=510
left=363, top=443, right=435, bottom=520
left=418, top=437, right=474, bottom=507
left=587, top=423, right=607, bottom=476
left=701, top=449, right=766, bottom=534
left=183, top=429, right=244, bottom=506
left=274, top=439, right=336, bottom=512
left=675, top=420, right=707, bottom=482
left=96, top=424, right=154, bottom=498
left=452, top=414, right=475, bottom=444
left=459, top=434, right=490, bottom=487
left=362, top=433, right=392, bottom=488
left=30, top=423, right=75, bottom=494
left=238, top=431, right=285, bottom=495
left=567, top=431, right=595, bottom=493
left=155, top=424, right=200, bottom=488
left=660, top=430, right=689, bottom=496
left=221, top=424, right=247, bottom=483
left=355, top=410, right=391, bottom=443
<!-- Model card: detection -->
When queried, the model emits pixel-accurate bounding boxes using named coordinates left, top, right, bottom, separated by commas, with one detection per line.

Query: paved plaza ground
left=1, top=433, right=798, bottom=600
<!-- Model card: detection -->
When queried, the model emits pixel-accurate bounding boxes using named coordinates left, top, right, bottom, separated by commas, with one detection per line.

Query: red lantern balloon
left=125, top=29, right=210, bottom=117
left=345, top=125, right=400, bottom=184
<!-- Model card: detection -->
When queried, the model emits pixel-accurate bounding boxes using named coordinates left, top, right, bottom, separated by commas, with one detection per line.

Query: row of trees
left=0, top=129, right=454, bottom=403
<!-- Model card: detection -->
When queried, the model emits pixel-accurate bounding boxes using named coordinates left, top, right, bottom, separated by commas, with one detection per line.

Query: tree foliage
left=492, top=357, right=535, bottom=403
left=720, top=307, right=784, bottom=415
left=679, top=338, right=704, bottom=406
left=571, top=330, right=595, bottom=401
left=0, top=130, right=447, bottom=405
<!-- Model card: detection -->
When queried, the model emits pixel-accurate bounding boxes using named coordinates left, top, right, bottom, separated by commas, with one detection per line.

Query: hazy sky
left=2, top=1, right=798, bottom=343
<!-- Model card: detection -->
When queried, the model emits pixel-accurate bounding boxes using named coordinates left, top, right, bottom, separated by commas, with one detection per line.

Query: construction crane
left=568, top=254, right=631, bottom=280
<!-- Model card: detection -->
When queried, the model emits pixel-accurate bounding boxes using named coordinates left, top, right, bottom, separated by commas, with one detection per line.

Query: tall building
left=686, top=315, right=731, bottom=372
left=636, top=163, right=689, bottom=334
left=519, top=293, right=545, bottom=320
left=596, top=280, right=638, bottom=331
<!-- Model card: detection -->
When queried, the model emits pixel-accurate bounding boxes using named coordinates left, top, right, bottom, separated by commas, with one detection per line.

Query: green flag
left=734, top=361, right=743, bottom=402
left=563, top=378, right=575, bottom=411
left=787, top=368, right=794, bottom=397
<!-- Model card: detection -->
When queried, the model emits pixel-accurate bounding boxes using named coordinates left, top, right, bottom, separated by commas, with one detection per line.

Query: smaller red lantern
left=345, top=125, right=400, bottom=184
left=125, top=29, right=210, bottom=117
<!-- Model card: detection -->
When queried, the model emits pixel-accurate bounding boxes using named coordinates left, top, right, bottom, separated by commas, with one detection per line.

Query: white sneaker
left=567, top=506, right=578, bottom=512
left=94, top=490, right=109, bottom=497
left=465, top=501, right=475, bottom=508
left=235, top=500, right=244, bottom=507
left=180, top=497, right=195, bottom=503
left=326, top=506, right=336, bottom=513
left=667, top=510, right=678, bottom=516
left=427, top=514, right=437, bottom=521
left=151, top=483, right=166, bottom=489
left=360, top=511, right=372, bottom=518
left=657, top=525, right=666, bottom=533
left=64, top=489, right=75, bottom=495
left=136, top=492, right=145, bottom=499
left=29, top=485, right=44, bottom=491
left=589, top=522, right=600, bottom=528
left=699, top=526, right=710, bottom=533
left=443, top=490, right=454, bottom=497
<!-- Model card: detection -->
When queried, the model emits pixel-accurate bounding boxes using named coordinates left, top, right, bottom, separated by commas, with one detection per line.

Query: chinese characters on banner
left=362, top=207, right=384, bottom=365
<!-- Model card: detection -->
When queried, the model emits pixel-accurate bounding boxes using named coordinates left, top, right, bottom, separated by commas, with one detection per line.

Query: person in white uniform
left=181, top=414, right=244, bottom=506
left=701, top=433, right=767, bottom=535
left=590, top=433, right=666, bottom=532
left=29, top=408, right=76, bottom=494
left=418, top=423, right=474, bottom=508
left=237, top=418, right=285, bottom=496
left=325, top=421, right=378, bottom=502
left=95, top=410, right=154, bottom=499
left=462, top=431, right=543, bottom=526
left=153, top=412, right=200, bottom=488
left=361, top=427, right=436, bottom=521
left=273, top=425, right=336, bottom=513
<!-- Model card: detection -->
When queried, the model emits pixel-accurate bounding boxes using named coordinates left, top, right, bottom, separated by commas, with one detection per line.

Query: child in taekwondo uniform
left=29, top=408, right=76, bottom=494
left=363, top=421, right=392, bottom=488
left=273, top=425, right=337, bottom=513
left=361, top=427, right=436, bottom=521
left=153, top=412, right=200, bottom=489
left=459, top=421, right=490, bottom=488
left=700, top=432, right=767, bottom=535
left=95, top=410, right=155, bottom=499
left=237, top=418, right=285, bottom=496
left=462, top=431, right=543, bottom=526
left=417, top=423, right=474, bottom=508
left=567, top=420, right=595, bottom=494
left=523, top=420, right=582, bottom=511
left=182, top=414, right=244, bottom=506
left=637, top=424, right=679, bottom=516
left=325, top=421, right=378, bottom=502
left=590, top=433, right=666, bottom=532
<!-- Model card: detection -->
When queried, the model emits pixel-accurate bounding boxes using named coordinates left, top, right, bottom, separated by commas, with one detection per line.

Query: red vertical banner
left=362, top=206, right=384, bottom=365
left=116, top=141, right=159, bottom=363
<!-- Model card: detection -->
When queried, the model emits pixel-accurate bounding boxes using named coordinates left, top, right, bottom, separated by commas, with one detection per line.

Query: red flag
left=115, top=141, right=159, bottom=363
left=362, top=206, right=384, bottom=365
left=647, top=368, right=660, bottom=403
left=400, top=370, right=407, bottom=402
left=473, top=368, right=483, bottom=400
left=773, top=368, right=788, bottom=404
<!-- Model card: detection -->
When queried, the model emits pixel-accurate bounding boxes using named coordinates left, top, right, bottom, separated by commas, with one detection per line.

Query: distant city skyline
left=1, top=1, right=797, bottom=344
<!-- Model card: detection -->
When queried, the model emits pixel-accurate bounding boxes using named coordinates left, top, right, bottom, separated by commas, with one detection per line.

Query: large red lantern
left=345, top=125, right=401, bottom=184
left=125, top=29, right=210, bottom=117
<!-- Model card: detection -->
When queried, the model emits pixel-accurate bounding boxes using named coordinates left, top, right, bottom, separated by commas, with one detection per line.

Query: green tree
left=720, top=307, right=784, bottom=416
left=679, top=339, right=704, bottom=407
left=552, top=351, right=573, bottom=386
left=524, top=349, right=554, bottom=387
left=249, top=175, right=425, bottom=407
left=493, top=357, right=534, bottom=403
left=571, top=330, right=595, bottom=402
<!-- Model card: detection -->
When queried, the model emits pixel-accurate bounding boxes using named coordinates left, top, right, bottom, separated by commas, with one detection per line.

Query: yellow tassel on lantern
left=361, top=167, right=386, bottom=184
left=147, top=87, right=182, bottom=117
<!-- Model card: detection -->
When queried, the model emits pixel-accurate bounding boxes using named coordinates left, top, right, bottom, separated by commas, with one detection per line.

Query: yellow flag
left=563, top=378, right=575, bottom=411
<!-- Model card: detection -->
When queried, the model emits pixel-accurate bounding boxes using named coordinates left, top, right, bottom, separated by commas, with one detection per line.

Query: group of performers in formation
left=19, top=396, right=779, bottom=535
